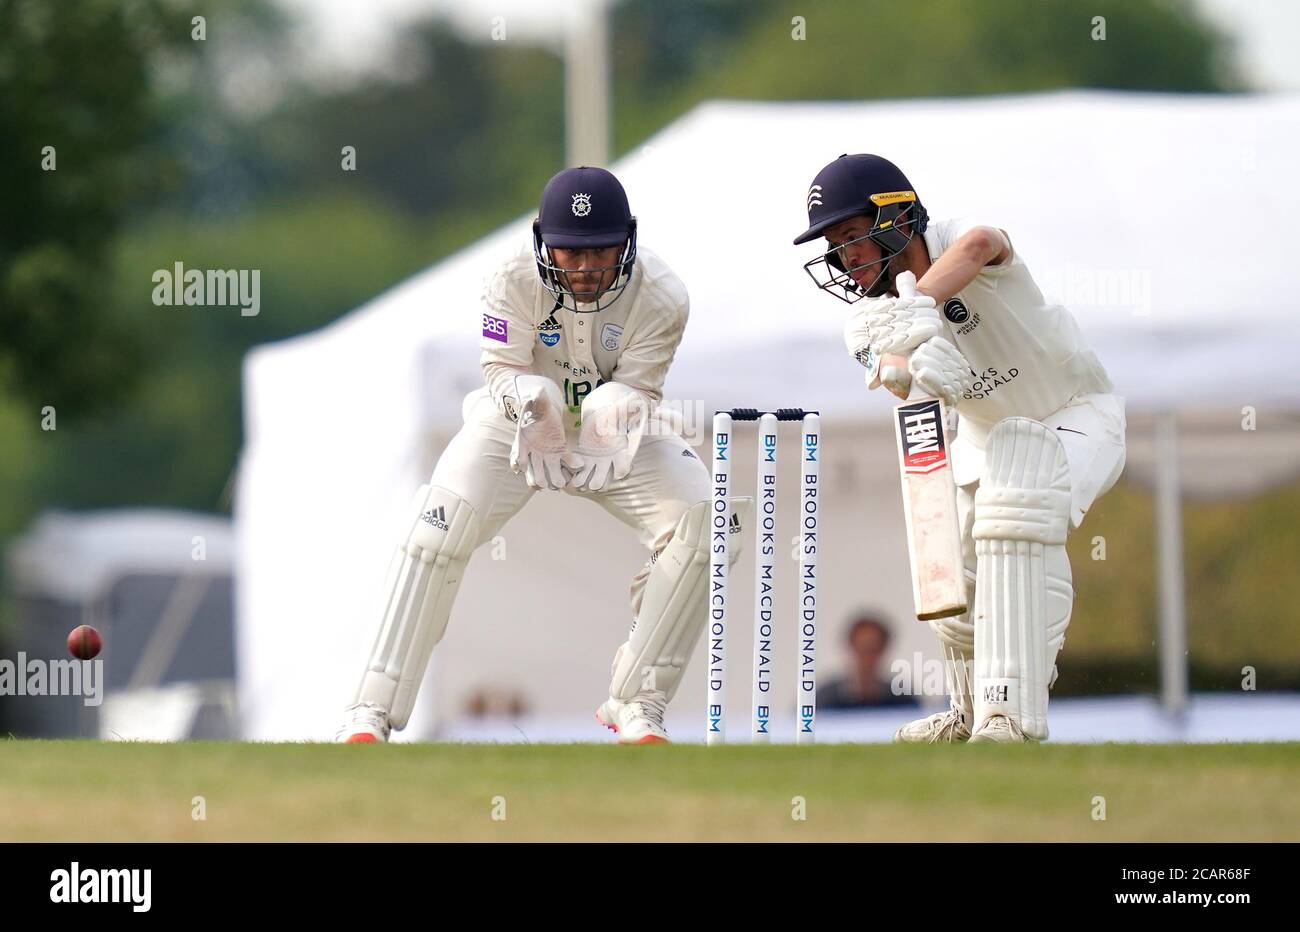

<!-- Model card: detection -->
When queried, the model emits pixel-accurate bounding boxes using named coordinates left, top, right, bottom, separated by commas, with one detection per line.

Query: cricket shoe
left=335, top=701, right=391, bottom=744
left=968, top=713, right=1034, bottom=744
left=596, top=689, right=670, bottom=744
left=892, top=707, right=971, bottom=744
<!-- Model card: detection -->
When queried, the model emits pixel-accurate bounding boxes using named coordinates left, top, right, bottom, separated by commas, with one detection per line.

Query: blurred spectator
left=463, top=687, right=530, bottom=718
left=818, top=613, right=919, bottom=709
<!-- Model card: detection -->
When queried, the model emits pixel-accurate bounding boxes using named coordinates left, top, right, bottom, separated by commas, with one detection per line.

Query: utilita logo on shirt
left=482, top=314, right=508, bottom=343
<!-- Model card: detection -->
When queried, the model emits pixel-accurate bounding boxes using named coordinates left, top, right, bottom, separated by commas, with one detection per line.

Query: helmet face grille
left=801, top=203, right=928, bottom=304
left=532, top=218, right=638, bottom=313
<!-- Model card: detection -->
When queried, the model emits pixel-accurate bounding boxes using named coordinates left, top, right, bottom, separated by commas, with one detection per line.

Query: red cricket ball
left=67, top=625, right=103, bottom=660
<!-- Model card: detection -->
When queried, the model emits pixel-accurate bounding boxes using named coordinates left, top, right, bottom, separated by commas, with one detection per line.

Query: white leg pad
left=354, top=484, right=480, bottom=729
left=973, top=418, right=1073, bottom=740
left=609, top=497, right=753, bottom=702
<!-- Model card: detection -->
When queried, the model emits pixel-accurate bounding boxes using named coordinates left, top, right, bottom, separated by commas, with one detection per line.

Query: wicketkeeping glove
left=509, top=375, right=582, bottom=491
left=570, top=382, right=649, bottom=493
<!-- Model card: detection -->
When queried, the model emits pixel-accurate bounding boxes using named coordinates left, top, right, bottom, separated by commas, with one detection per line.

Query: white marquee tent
left=236, top=91, right=1300, bottom=741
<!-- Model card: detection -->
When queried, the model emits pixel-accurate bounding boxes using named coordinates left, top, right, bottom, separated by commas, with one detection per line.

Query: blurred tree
left=610, top=0, right=1239, bottom=152
left=245, top=21, right=564, bottom=219
left=0, top=0, right=196, bottom=412
left=19, top=17, right=568, bottom=513
left=184, top=0, right=1238, bottom=230
left=612, top=0, right=769, bottom=111
left=1065, top=477, right=1300, bottom=693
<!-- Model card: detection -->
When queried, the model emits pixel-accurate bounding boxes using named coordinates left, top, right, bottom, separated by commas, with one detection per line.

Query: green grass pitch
left=2, top=741, right=1297, bottom=841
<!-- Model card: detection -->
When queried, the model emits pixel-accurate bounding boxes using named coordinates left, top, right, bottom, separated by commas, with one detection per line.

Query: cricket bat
left=884, top=275, right=967, bottom=621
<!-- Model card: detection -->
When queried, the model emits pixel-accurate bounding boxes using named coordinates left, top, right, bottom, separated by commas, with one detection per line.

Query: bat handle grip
left=879, top=352, right=914, bottom=400
left=881, top=272, right=928, bottom=399
left=881, top=273, right=921, bottom=398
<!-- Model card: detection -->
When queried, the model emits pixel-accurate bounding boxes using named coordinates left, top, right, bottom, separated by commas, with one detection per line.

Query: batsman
left=795, top=154, right=1127, bottom=743
left=337, top=166, right=748, bottom=745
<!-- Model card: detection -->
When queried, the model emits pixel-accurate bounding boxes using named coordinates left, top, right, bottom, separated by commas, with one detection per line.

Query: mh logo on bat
left=897, top=400, right=949, bottom=474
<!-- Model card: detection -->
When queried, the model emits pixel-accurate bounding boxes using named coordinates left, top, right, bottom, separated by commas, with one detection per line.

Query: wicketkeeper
left=337, top=166, right=748, bottom=745
left=794, top=154, right=1127, bottom=743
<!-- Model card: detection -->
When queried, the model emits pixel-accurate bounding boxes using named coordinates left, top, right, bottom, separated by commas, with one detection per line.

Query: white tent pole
left=1154, top=411, right=1189, bottom=716
left=564, top=0, right=610, bottom=167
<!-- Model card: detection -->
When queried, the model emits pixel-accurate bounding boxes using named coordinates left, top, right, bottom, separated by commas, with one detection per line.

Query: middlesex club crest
left=943, top=298, right=970, bottom=323
left=571, top=193, right=592, bottom=217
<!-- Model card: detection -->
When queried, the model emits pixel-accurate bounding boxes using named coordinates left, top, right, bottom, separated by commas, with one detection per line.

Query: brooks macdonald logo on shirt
left=963, top=365, right=1020, bottom=401
left=945, top=296, right=1017, bottom=401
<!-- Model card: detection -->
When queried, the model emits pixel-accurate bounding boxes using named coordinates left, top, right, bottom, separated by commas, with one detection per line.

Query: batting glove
left=843, top=290, right=942, bottom=389
left=908, top=336, right=973, bottom=409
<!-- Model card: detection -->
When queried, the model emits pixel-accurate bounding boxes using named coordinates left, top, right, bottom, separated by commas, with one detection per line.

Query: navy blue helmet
left=794, top=154, right=928, bottom=303
left=533, top=166, right=638, bottom=312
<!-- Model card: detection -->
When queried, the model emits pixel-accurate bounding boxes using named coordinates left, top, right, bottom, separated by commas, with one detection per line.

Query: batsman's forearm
left=914, top=242, right=987, bottom=304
